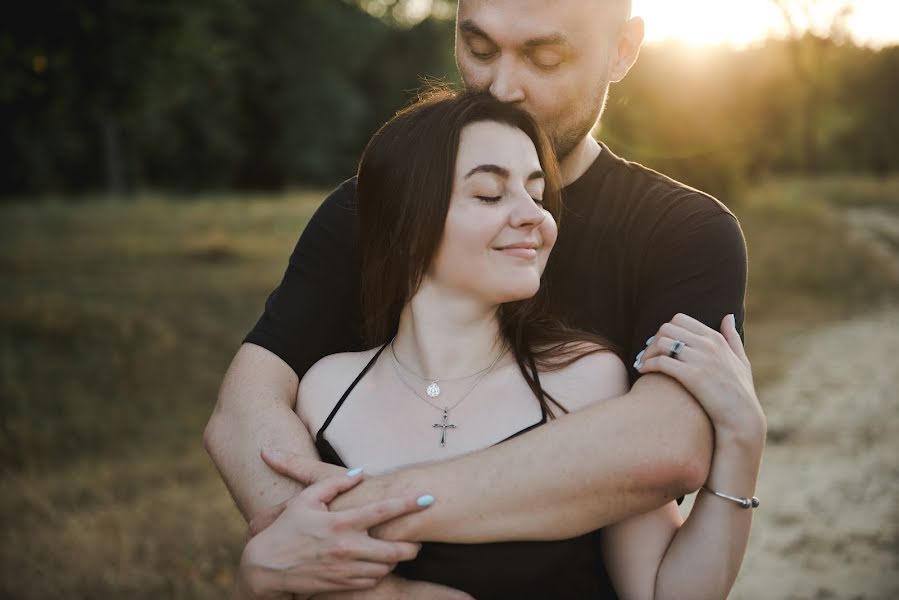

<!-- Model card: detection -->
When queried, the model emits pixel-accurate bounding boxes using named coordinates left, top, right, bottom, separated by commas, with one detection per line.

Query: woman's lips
left=499, top=247, right=538, bottom=259
left=495, top=243, right=539, bottom=259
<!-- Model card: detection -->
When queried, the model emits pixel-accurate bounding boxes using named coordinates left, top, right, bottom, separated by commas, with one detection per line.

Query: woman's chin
left=492, top=280, right=541, bottom=304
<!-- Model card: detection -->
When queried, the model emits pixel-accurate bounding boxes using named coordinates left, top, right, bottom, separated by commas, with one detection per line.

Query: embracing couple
left=205, top=1, right=765, bottom=598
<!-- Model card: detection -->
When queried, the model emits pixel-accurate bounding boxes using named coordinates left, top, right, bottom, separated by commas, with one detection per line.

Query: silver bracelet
left=701, top=486, right=760, bottom=509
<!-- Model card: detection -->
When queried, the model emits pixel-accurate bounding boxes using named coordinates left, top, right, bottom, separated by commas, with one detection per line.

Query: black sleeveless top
left=314, top=345, right=618, bottom=599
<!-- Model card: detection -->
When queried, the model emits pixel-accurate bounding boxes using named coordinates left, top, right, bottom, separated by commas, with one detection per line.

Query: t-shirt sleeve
left=629, top=201, right=748, bottom=382
left=243, top=178, right=364, bottom=379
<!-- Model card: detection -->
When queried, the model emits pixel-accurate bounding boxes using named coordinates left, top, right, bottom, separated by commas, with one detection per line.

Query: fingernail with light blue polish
left=646, top=336, right=654, bottom=346
left=346, top=468, right=363, bottom=477
left=416, top=494, right=435, bottom=507
left=633, top=349, right=645, bottom=370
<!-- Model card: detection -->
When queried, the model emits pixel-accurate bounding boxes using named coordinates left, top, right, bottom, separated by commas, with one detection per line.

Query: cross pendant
left=432, top=409, right=456, bottom=447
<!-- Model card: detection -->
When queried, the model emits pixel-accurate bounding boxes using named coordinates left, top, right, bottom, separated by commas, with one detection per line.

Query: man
left=205, top=0, right=749, bottom=597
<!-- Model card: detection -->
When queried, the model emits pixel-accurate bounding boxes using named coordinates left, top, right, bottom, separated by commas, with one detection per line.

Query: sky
left=398, top=0, right=897, bottom=48
left=633, top=0, right=898, bottom=48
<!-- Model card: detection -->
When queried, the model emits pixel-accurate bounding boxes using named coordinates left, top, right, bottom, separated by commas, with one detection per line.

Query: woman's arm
left=599, top=435, right=762, bottom=600
left=652, top=430, right=762, bottom=599
left=601, top=313, right=765, bottom=600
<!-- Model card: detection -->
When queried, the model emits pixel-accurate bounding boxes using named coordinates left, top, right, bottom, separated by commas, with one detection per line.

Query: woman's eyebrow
left=464, top=165, right=545, bottom=181
left=465, top=164, right=508, bottom=179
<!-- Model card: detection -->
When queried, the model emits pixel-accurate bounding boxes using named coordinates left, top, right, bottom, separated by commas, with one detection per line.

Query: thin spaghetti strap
left=528, top=354, right=549, bottom=423
left=316, top=343, right=390, bottom=441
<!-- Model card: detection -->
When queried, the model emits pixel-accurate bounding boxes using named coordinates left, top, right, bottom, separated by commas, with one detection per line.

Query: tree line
left=2, top=0, right=896, bottom=200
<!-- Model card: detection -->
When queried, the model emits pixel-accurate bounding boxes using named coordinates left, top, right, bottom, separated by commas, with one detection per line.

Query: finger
left=327, top=559, right=394, bottom=582
left=261, top=446, right=346, bottom=486
left=655, top=322, right=706, bottom=348
left=290, top=575, right=377, bottom=596
left=301, top=470, right=366, bottom=505
left=670, top=313, right=720, bottom=338
left=721, top=314, right=750, bottom=366
left=637, top=354, right=695, bottom=385
left=328, top=536, right=421, bottom=564
left=642, top=336, right=700, bottom=364
left=403, top=580, right=476, bottom=599
left=337, top=494, right=435, bottom=531
left=342, top=577, right=381, bottom=590
left=641, top=323, right=708, bottom=363
left=248, top=498, right=289, bottom=538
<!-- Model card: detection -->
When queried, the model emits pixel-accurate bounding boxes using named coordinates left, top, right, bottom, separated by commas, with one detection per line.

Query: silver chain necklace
left=388, top=340, right=506, bottom=447
left=390, top=341, right=499, bottom=399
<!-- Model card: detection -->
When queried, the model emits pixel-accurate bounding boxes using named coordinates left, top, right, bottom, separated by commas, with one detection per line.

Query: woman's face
left=427, top=120, right=558, bottom=305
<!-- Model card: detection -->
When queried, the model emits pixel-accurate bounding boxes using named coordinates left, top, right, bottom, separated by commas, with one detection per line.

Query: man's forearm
left=329, top=374, right=714, bottom=543
left=205, top=343, right=313, bottom=521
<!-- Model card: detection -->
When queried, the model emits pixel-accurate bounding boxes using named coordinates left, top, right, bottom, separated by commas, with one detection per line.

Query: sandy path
left=846, top=207, right=899, bottom=280
left=724, top=308, right=899, bottom=599
left=680, top=204, right=899, bottom=599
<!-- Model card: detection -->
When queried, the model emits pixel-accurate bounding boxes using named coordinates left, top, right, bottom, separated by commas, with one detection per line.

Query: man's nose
left=488, top=60, right=525, bottom=104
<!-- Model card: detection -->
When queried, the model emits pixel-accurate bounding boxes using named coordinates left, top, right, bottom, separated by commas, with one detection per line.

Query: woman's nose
left=509, top=192, right=546, bottom=229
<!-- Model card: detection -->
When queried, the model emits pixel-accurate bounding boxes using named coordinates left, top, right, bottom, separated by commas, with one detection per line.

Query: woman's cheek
left=537, top=216, right=558, bottom=274
left=540, top=211, right=559, bottom=250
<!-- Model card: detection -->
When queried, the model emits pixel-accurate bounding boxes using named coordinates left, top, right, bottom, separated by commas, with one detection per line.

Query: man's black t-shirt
left=245, top=142, right=747, bottom=382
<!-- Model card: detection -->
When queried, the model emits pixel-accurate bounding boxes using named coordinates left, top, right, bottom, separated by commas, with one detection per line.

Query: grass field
left=1, top=177, right=897, bottom=598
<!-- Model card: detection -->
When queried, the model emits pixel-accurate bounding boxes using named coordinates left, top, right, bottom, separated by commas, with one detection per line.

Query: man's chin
left=551, top=133, right=587, bottom=163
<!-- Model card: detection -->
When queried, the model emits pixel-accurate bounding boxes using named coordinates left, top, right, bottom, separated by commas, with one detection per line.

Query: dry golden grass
left=1, top=178, right=897, bottom=598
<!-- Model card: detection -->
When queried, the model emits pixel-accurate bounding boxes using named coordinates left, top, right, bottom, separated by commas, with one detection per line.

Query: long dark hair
left=356, top=88, right=615, bottom=418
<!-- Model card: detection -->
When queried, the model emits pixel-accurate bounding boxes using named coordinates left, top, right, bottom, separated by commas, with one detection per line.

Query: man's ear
left=608, top=16, right=645, bottom=83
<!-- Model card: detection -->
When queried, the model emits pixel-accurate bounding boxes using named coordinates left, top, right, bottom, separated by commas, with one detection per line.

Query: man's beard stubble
left=550, top=80, right=610, bottom=162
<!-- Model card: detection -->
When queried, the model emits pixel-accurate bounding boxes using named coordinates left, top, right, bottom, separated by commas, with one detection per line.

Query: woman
left=237, top=89, right=765, bottom=599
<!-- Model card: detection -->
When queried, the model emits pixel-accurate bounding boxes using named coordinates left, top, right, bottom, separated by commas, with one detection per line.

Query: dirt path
left=728, top=204, right=899, bottom=599
left=724, top=307, right=899, bottom=599
left=846, top=207, right=899, bottom=280
left=675, top=203, right=899, bottom=599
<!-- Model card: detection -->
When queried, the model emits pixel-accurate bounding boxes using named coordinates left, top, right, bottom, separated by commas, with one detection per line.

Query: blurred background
left=1, top=0, right=897, bottom=597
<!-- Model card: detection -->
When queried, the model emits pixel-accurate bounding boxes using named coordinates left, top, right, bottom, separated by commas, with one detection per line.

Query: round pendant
left=426, top=382, right=441, bottom=398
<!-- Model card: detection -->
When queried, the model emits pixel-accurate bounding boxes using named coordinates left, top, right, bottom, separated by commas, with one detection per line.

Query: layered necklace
left=389, top=339, right=506, bottom=447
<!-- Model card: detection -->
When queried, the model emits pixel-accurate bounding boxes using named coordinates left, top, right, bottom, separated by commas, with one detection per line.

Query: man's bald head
left=454, top=0, right=645, bottom=160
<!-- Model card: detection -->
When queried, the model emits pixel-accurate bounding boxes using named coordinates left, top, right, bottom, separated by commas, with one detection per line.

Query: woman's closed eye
left=476, top=194, right=544, bottom=206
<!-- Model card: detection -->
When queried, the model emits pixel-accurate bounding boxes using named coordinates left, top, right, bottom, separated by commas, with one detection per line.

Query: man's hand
left=313, top=575, right=474, bottom=600
left=247, top=447, right=349, bottom=538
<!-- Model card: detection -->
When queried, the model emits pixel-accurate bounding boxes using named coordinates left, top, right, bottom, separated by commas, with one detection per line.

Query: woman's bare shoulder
left=296, top=347, right=382, bottom=424
left=538, top=345, right=630, bottom=413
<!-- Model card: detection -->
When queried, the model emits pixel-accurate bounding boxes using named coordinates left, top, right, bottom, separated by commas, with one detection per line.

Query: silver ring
left=669, top=340, right=685, bottom=359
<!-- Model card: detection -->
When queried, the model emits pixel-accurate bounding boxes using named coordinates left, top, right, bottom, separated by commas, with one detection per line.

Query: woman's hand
left=636, top=313, right=766, bottom=445
left=237, top=469, right=432, bottom=600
